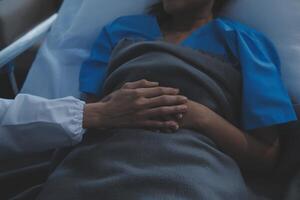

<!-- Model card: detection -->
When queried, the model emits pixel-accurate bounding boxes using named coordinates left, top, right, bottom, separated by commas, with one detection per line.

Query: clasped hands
left=84, top=79, right=211, bottom=131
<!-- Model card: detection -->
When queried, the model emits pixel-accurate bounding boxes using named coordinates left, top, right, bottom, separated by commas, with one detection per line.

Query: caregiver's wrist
left=82, top=102, right=105, bottom=129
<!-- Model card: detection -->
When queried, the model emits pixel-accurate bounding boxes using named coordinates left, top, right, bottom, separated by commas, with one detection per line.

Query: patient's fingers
left=144, top=95, right=188, bottom=108
left=136, top=87, right=180, bottom=98
left=137, top=105, right=187, bottom=118
left=122, top=79, right=159, bottom=89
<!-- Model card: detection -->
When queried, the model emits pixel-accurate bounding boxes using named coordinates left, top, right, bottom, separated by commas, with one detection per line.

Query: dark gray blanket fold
left=37, top=40, right=250, bottom=200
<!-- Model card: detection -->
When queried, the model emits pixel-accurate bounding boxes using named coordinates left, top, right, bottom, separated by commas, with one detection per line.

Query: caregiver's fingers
left=122, top=79, right=159, bottom=89
left=137, top=105, right=188, bottom=118
left=144, top=95, right=188, bottom=108
left=137, top=120, right=179, bottom=130
left=135, top=87, right=180, bottom=98
left=176, top=113, right=184, bottom=120
left=157, top=114, right=180, bottom=133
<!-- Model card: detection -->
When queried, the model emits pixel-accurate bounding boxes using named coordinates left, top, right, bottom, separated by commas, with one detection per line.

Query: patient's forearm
left=194, top=107, right=279, bottom=173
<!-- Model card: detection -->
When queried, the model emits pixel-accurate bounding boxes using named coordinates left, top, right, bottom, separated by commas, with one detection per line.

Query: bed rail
left=0, top=14, right=58, bottom=94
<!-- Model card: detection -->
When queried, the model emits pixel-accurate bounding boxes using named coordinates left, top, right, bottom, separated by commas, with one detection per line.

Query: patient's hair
left=149, top=0, right=231, bottom=26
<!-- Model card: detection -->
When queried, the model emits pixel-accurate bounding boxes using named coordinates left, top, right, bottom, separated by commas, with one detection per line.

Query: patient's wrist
left=193, top=105, right=215, bottom=130
left=82, top=102, right=105, bottom=129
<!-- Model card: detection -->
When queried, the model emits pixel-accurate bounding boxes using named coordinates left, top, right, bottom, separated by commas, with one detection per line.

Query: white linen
left=223, top=0, right=300, bottom=103
left=0, top=94, right=85, bottom=159
left=21, top=0, right=157, bottom=99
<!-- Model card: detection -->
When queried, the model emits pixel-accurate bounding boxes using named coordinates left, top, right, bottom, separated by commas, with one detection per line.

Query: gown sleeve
left=224, top=27, right=297, bottom=130
left=79, top=25, right=113, bottom=96
left=79, top=15, right=160, bottom=97
left=0, top=94, right=85, bottom=159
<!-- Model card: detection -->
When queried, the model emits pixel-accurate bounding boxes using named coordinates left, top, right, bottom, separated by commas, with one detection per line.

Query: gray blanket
left=37, top=40, right=250, bottom=200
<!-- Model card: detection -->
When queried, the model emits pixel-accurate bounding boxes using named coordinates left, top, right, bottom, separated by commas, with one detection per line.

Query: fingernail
left=181, top=97, right=188, bottom=102
left=181, top=105, right=188, bottom=110
left=177, top=114, right=183, bottom=119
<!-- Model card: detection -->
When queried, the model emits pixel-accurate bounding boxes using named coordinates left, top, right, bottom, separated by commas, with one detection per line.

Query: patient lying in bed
left=38, top=37, right=251, bottom=199
left=36, top=1, right=297, bottom=199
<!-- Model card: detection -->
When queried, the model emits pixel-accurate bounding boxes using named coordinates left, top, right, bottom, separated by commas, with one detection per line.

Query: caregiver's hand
left=83, top=80, right=188, bottom=130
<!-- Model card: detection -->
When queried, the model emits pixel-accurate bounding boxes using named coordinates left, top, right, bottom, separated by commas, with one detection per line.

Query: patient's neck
left=166, top=8, right=213, bottom=32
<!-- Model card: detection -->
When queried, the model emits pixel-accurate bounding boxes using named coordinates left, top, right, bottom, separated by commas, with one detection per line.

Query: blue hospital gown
left=79, top=14, right=296, bottom=130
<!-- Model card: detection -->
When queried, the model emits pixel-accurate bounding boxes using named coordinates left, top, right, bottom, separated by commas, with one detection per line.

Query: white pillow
left=21, top=0, right=157, bottom=99
left=22, top=0, right=300, bottom=103
left=223, top=0, right=300, bottom=103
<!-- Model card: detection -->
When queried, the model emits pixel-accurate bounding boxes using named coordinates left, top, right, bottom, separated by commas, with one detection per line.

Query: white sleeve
left=0, top=94, right=86, bottom=158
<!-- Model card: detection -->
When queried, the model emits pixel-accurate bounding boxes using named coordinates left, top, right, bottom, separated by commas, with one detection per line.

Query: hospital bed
left=0, top=0, right=62, bottom=98
left=0, top=14, right=57, bottom=95
left=1, top=0, right=300, bottom=199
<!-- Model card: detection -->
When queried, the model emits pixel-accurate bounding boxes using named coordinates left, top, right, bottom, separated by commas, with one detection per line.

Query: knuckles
left=122, top=79, right=149, bottom=89
left=133, top=98, right=146, bottom=109
left=139, top=79, right=148, bottom=86
left=122, top=83, right=130, bottom=89
left=157, top=87, right=165, bottom=94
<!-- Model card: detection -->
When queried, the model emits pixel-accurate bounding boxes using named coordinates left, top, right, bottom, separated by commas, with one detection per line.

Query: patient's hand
left=179, top=100, right=212, bottom=130
left=83, top=80, right=188, bottom=130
